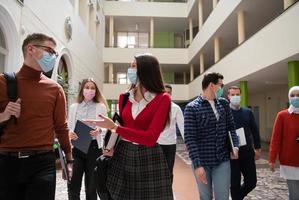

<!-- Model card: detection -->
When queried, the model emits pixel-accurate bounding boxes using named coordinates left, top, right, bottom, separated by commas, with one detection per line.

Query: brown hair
left=228, top=86, right=241, bottom=95
left=22, top=33, right=56, bottom=57
left=165, top=84, right=172, bottom=91
left=76, top=78, right=109, bottom=111
left=202, top=72, right=224, bottom=90
left=129, top=54, right=165, bottom=94
left=129, top=54, right=170, bottom=125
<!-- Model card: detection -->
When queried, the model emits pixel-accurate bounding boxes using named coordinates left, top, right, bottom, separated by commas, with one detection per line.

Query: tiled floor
left=55, top=138, right=289, bottom=200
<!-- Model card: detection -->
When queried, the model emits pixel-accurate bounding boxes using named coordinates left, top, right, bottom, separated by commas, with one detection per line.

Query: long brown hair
left=129, top=54, right=165, bottom=93
left=77, top=78, right=109, bottom=111
left=129, top=54, right=170, bottom=125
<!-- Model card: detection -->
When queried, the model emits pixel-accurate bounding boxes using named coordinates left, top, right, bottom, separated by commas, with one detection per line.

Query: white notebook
left=236, top=127, right=247, bottom=146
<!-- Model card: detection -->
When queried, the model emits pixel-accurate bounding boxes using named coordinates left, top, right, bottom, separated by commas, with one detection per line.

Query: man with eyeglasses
left=184, top=72, right=239, bottom=200
left=0, top=33, right=73, bottom=200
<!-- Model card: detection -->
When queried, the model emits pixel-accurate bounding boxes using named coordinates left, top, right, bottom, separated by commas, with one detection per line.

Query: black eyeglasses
left=33, top=44, right=58, bottom=57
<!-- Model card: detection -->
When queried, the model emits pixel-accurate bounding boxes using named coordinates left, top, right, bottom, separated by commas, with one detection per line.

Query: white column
left=200, top=53, right=205, bottom=74
left=86, top=2, right=91, bottom=32
left=214, top=37, right=220, bottom=63
left=189, top=18, right=193, bottom=44
left=284, top=0, right=296, bottom=9
left=108, top=64, right=113, bottom=83
left=74, top=0, right=79, bottom=15
left=183, top=72, right=187, bottom=84
left=109, top=16, right=114, bottom=47
left=150, top=17, right=154, bottom=48
left=237, top=10, right=246, bottom=44
left=213, top=0, right=218, bottom=9
left=198, top=0, right=203, bottom=30
left=190, top=64, right=194, bottom=81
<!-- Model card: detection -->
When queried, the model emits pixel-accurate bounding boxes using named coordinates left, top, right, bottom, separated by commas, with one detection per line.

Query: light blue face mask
left=216, top=87, right=224, bottom=98
left=290, top=97, right=299, bottom=108
left=230, top=95, right=241, bottom=106
left=127, top=68, right=137, bottom=85
left=37, top=52, right=56, bottom=73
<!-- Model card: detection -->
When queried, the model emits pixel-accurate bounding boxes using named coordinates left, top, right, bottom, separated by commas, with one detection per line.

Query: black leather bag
left=94, top=93, right=129, bottom=200
left=94, top=154, right=113, bottom=200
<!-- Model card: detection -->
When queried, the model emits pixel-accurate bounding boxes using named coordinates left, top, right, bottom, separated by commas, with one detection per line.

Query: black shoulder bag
left=94, top=92, right=129, bottom=200
left=0, top=72, right=17, bottom=142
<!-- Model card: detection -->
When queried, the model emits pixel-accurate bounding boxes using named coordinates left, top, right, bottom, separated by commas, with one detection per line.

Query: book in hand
left=236, top=127, right=247, bottom=146
left=103, top=112, right=123, bottom=151
left=73, top=120, right=95, bottom=154
left=227, top=131, right=235, bottom=153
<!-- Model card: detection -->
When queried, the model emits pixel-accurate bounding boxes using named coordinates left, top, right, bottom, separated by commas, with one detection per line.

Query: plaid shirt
left=184, top=96, right=239, bottom=168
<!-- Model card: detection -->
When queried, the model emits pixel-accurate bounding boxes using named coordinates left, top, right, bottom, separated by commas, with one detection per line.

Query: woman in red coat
left=85, top=54, right=173, bottom=200
left=269, top=86, right=299, bottom=200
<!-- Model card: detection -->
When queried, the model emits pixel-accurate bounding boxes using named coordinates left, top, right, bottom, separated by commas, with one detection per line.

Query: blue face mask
left=230, top=95, right=241, bottom=106
left=37, top=52, right=56, bottom=73
left=290, top=97, right=299, bottom=108
left=216, top=87, right=224, bottom=98
left=127, top=68, right=137, bottom=85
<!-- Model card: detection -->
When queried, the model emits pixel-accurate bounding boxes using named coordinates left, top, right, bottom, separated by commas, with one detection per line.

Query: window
left=117, top=72, right=128, bottom=84
left=117, top=32, right=148, bottom=48
left=117, top=32, right=128, bottom=48
left=0, top=27, right=7, bottom=73
left=127, top=32, right=138, bottom=48
left=139, top=33, right=149, bottom=48
left=111, top=103, right=119, bottom=114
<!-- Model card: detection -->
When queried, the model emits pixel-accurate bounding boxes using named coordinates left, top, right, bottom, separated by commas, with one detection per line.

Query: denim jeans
left=0, top=151, right=56, bottom=200
left=193, top=161, right=231, bottom=200
left=286, top=179, right=299, bottom=200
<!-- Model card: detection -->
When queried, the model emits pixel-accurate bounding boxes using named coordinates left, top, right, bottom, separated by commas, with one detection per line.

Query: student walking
left=158, top=84, right=184, bottom=184
left=184, top=72, right=239, bottom=200
left=68, top=78, right=108, bottom=200
left=227, top=86, right=261, bottom=200
left=84, top=54, right=173, bottom=200
left=0, top=33, right=72, bottom=200
left=269, top=86, right=299, bottom=200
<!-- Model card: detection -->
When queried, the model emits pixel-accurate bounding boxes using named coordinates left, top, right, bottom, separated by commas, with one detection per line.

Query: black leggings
left=160, top=144, right=177, bottom=184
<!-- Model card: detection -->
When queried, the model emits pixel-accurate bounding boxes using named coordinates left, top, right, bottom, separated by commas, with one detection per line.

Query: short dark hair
left=132, top=54, right=165, bottom=93
left=202, top=72, right=224, bottom=90
left=22, top=33, right=56, bottom=56
left=228, top=86, right=241, bottom=94
left=165, top=84, right=172, bottom=91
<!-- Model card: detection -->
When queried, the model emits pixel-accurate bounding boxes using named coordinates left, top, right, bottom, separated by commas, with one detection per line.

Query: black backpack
left=0, top=72, right=17, bottom=140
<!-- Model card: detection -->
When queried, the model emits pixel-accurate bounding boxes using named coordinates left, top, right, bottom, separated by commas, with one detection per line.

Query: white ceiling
left=226, top=53, right=299, bottom=95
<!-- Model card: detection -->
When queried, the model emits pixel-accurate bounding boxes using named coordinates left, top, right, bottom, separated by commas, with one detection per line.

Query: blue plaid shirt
left=184, top=96, right=239, bottom=169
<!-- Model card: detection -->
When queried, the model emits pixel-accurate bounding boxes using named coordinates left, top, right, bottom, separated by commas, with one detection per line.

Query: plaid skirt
left=106, top=140, right=173, bottom=200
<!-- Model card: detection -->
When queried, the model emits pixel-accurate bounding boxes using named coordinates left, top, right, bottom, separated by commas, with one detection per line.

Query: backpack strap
left=121, top=92, right=130, bottom=113
left=0, top=72, right=18, bottom=141
left=3, top=72, right=17, bottom=102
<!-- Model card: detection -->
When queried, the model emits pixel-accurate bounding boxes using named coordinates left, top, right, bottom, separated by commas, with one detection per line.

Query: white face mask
left=230, top=95, right=241, bottom=106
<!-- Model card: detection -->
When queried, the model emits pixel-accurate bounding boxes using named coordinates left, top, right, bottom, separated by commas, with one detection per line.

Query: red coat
left=269, top=109, right=299, bottom=167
